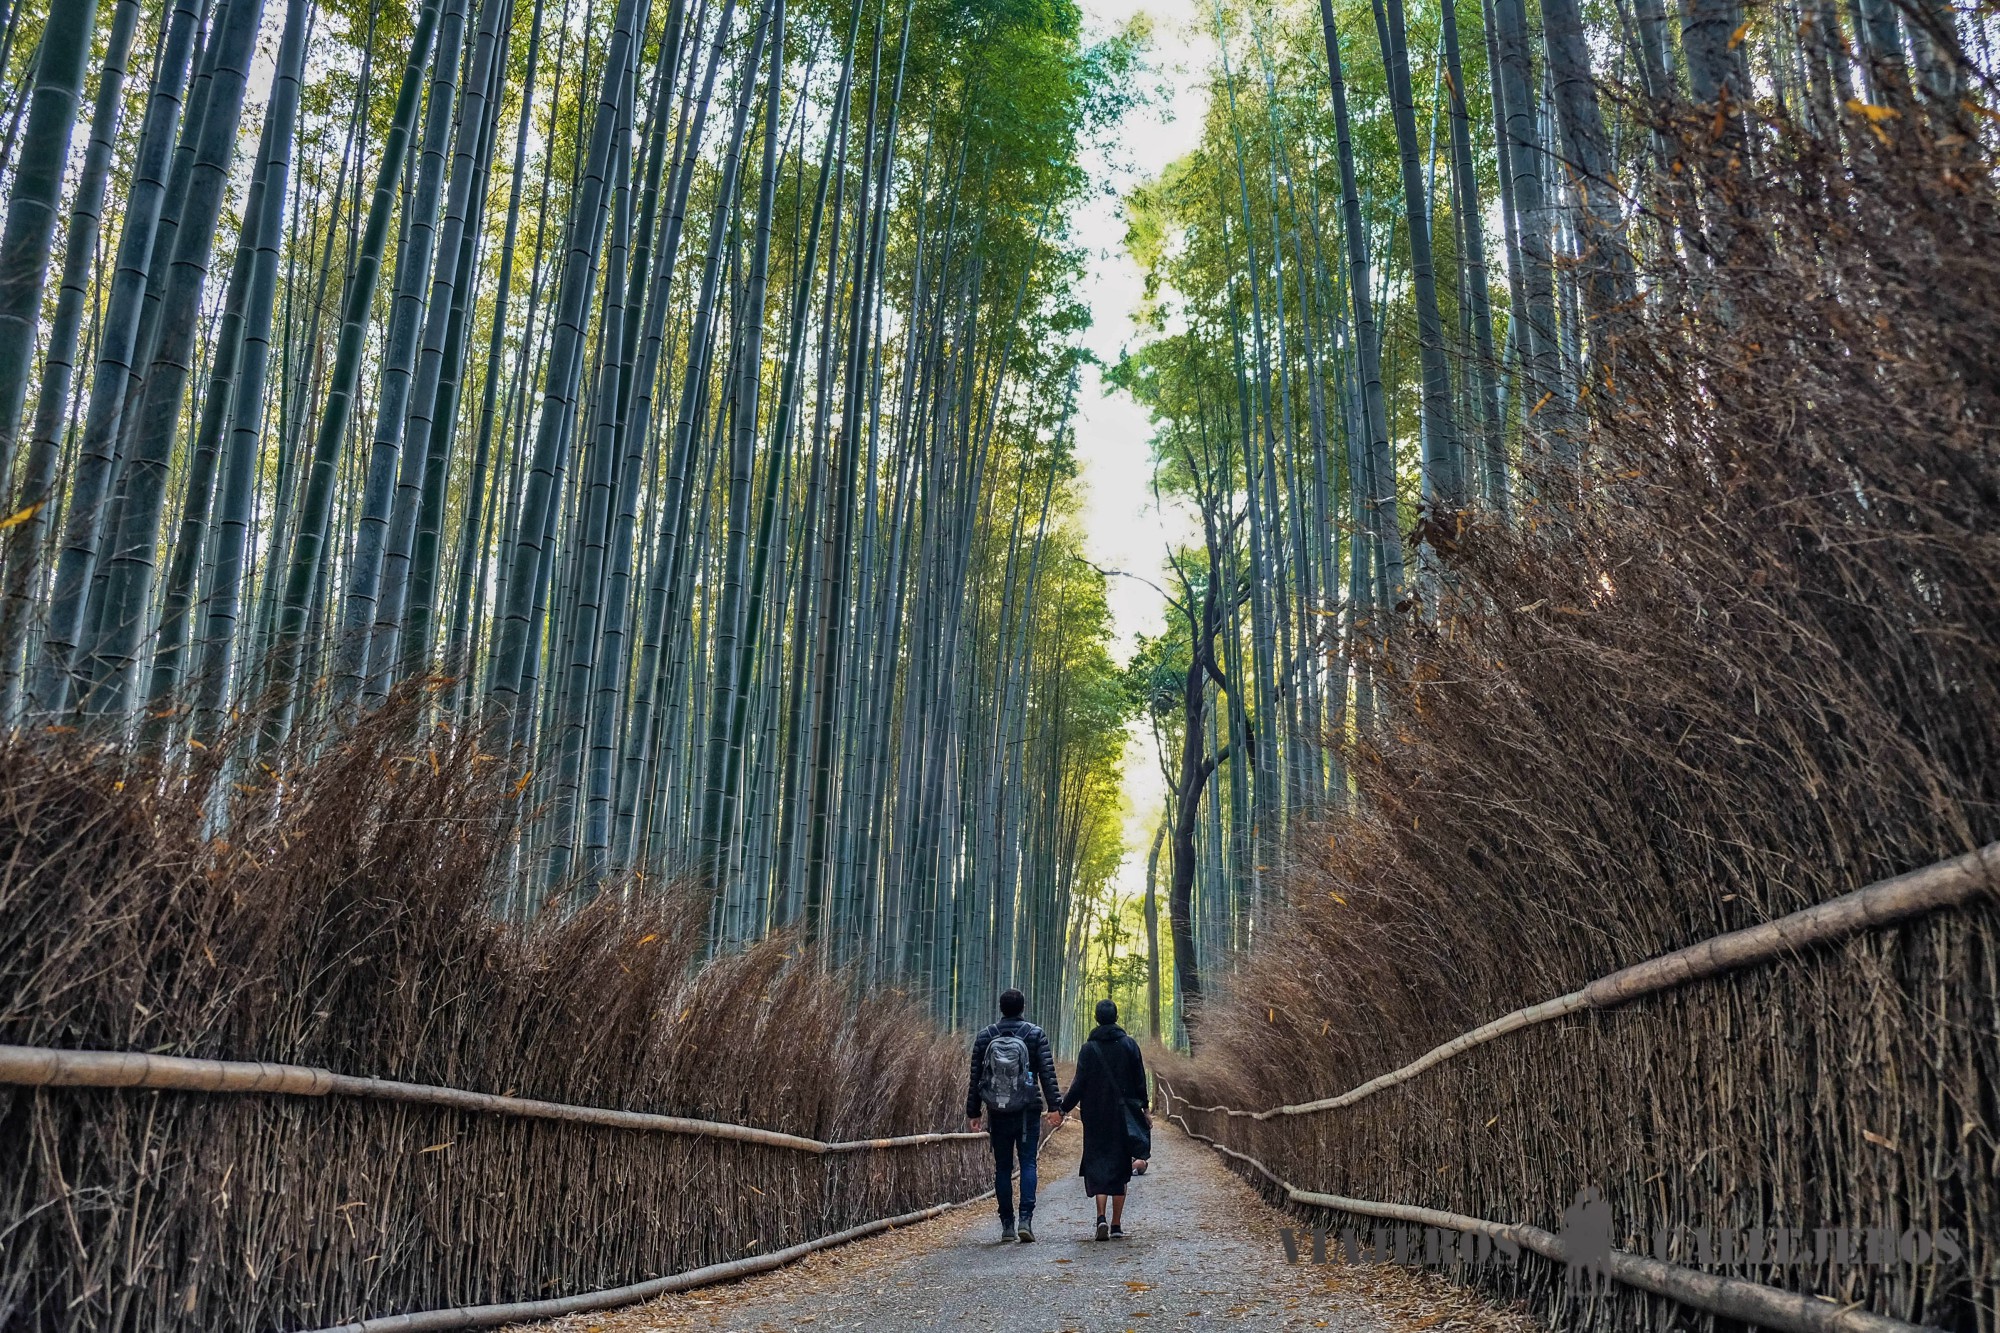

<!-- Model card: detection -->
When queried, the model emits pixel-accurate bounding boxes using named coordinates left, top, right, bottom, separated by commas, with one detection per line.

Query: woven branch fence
left=1159, top=843, right=1997, bottom=1333
left=0, top=1054, right=994, bottom=1331
left=307, top=1192, right=997, bottom=1333
left=0, top=1042, right=1032, bottom=1332
left=1157, top=1088, right=1926, bottom=1333
left=1174, top=866, right=2000, bottom=1332
left=0, top=726, right=1003, bottom=1332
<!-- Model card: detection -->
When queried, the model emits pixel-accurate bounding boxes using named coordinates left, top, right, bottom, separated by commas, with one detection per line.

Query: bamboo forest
left=0, top=0, right=1138, bottom=1020
left=1, top=0, right=1996, bottom=1324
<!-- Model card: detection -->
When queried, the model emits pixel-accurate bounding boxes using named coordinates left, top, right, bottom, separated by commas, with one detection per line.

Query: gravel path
left=514, top=1125, right=1537, bottom=1333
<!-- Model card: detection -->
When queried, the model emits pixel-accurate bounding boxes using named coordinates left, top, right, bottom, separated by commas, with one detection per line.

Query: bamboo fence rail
left=0, top=1045, right=988, bottom=1153
left=1154, top=1084, right=1934, bottom=1333
left=1169, top=843, right=1998, bottom=1121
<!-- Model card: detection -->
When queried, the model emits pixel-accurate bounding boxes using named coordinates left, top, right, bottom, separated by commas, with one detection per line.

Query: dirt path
left=514, top=1125, right=1536, bottom=1332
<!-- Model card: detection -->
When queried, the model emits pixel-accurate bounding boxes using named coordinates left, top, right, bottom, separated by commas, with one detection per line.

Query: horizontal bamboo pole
left=0, top=1046, right=986, bottom=1153
left=0, top=1045, right=335, bottom=1095
left=1580, top=842, right=1998, bottom=1008
left=1254, top=993, right=1590, bottom=1119
left=1249, top=841, right=1998, bottom=1120
left=1157, top=1090, right=1934, bottom=1333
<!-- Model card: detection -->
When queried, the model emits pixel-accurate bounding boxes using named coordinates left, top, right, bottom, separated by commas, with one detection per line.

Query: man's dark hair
left=1095, top=998, right=1118, bottom=1026
left=999, top=988, right=1026, bottom=1017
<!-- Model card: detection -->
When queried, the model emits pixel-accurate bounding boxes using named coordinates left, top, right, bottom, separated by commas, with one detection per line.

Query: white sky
left=1072, top=0, right=1210, bottom=909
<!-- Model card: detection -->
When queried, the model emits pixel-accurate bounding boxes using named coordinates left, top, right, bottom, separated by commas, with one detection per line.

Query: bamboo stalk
left=0, top=1046, right=335, bottom=1095
left=0, top=1045, right=986, bottom=1153
left=1158, top=1097, right=1936, bottom=1333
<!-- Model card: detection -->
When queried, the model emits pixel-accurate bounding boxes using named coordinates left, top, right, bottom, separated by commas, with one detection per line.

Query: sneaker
left=1018, top=1222, right=1036, bottom=1243
left=1001, top=1224, right=1017, bottom=1242
left=1109, top=1224, right=1125, bottom=1239
left=1095, top=1217, right=1110, bottom=1242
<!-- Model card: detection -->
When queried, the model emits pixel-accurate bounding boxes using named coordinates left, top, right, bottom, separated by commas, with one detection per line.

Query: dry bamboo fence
left=0, top=1036, right=997, bottom=1333
left=1165, top=845, right=1999, bottom=1332
left=0, top=1040, right=1032, bottom=1328
left=1156, top=1081, right=1931, bottom=1333
left=0, top=1042, right=1058, bottom=1331
left=295, top=1125, right=1068, bottom=1333
left=0, top=726, right=1007, bottom=1332
left=302, top=1196, right=979, bottom=1332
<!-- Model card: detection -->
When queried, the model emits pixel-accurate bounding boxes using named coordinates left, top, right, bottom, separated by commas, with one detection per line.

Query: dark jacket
left=967, top=1016, right=1063, bottom=1118
left=1060, top=1023, right=1148, bottom=1195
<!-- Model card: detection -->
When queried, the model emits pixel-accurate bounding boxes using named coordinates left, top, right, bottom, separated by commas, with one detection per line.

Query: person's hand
left=1043, top=1110, right=1062, bottom=1130
left=968, top=1116, right=983, bottom=1132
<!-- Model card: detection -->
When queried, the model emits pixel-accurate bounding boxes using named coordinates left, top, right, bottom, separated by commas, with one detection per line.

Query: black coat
left=1059, top=1024, right=1148, bottom=1196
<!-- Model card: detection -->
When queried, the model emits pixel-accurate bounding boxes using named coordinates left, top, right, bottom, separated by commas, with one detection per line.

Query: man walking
left=967, top=988, right=1063, bottom=1242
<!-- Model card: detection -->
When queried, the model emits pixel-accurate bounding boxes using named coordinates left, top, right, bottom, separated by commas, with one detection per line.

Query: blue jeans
left=988, top=1108, right=1042, bottom=1225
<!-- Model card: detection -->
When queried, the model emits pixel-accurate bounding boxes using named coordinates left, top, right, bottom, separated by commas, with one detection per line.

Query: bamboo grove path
left=509, top=1127, right=1535, bottom=1333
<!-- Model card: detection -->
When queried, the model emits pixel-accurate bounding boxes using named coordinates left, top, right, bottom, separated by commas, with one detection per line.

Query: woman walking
left=1060, top=998, right=1151, bottom=1240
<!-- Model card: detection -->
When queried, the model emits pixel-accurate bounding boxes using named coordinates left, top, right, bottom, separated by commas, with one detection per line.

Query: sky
left=1070, top=0, right=1210, bottom=914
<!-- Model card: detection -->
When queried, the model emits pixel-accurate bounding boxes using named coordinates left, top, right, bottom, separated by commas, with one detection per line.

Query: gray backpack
left=981, top=1031, right=1038, bottom=1113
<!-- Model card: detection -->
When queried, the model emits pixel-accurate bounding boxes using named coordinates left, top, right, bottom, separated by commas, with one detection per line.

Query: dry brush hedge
left=1170, top=99, right=2000, bottom=1333
left=0, top=720, right=986, bottom=1332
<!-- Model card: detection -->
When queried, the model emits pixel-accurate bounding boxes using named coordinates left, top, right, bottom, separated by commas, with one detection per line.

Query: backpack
left=981, top=1029, right=1038, bottom=1113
